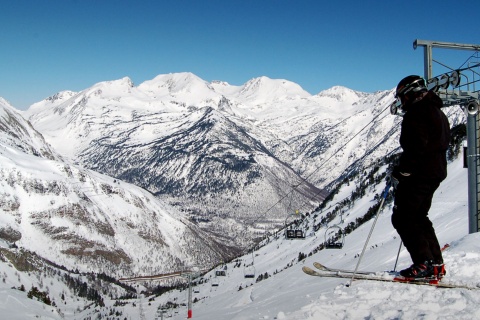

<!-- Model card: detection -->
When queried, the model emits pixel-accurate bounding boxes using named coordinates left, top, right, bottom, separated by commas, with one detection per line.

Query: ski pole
left=393, top=241, right=402, bottom=272
left=348, top=182, right=391, bottom=287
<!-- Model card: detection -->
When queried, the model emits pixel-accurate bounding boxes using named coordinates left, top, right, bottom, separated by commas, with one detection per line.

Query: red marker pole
left=187, top=274, right=193, bottom=318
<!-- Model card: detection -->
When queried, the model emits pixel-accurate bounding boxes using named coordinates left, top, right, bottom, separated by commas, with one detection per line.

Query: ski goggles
left=389, top=98, right=405, bottom=117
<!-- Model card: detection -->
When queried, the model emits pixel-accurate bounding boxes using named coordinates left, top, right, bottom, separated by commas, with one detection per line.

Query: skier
left=389, top=75, right=450, bottom=279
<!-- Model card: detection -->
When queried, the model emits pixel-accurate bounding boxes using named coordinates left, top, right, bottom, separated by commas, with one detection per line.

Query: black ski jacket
left=396, top=91, right=450, bottom=182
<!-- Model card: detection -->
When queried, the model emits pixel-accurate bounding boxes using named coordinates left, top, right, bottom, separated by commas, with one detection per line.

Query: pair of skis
left=303, top=262, right=478, bottom=290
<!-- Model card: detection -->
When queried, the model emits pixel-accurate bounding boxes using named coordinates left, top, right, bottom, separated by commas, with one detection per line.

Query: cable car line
left=247, top=103, right=394, bottom=230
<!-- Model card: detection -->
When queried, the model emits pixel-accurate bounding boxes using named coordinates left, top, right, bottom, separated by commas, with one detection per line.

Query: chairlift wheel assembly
left=450, top=70, right=460, bottom=87
left=439, top=74, right=450, bottom=89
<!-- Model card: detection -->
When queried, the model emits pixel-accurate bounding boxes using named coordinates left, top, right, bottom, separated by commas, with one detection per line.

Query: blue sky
left=1, top=0, right=479, bottom=110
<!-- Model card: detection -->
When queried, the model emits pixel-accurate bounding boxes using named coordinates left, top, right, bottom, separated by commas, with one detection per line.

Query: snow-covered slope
left=0, top=71, right=476, bottom=318
left=22, top=74, right=334, bottom=250
left=0, top=99, right=233, bottom=278
left=0, top=97, right=58, bottom=160
left=1, top=144, right=474, bottom=319
left=22, top=73, right=466, bottom=253
left=146, top=154, right=478, bottom=320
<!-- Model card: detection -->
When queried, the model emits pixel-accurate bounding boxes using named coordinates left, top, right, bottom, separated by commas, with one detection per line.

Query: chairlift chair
left=285, top=228, right=296, bottom=239
left=215, top=260, right=227, bottom=276
left=244, top=265, right=256, bottom=279
left=215, top=270, right=226, bottom=277
left=244, top=252, right=256, bottom=278
left=155, top=308, right=171, bottom=320
left=324, top=225, right=345, bottom=249
left=295, top=229, right=305, bottom=238
left=284, top=211, right=307, bottom=240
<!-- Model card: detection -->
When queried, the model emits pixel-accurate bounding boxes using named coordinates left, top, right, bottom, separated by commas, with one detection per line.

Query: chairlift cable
left=282, top=109, right=401, bottom=243
left=433, top=60, right=480, bottom=82
left=294, top=108, right=397, bottom=215
left=248, top=73, right=470, bottom=250
left=296, top=105, right=393, bottom=193
left=455, top=51, right=480, bottom=70
left=245, top=98, right=413, bottom=251
left=319, top=112, right=399, bottom=185
left=316, top=91, right=468, bottom=247
left=246, top=102, right=394, bottom=235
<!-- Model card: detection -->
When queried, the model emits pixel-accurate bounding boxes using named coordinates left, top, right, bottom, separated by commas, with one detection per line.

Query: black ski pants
left=391, top=178, right=443, bottom=265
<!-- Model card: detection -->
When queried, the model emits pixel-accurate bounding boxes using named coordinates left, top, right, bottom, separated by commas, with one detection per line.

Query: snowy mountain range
left=3, top=72, right=468, bottom=267
left=19, top=74, right=426, bottom=255
left=0, top=72, right=474, bottom=319
left=0, top=98, right=235, bottom=278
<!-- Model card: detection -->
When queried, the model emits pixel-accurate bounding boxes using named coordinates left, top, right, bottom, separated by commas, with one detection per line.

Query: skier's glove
left=387, top=168, right=410, bottom=189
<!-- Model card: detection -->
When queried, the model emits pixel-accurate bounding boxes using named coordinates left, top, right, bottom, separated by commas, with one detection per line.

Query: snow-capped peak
left=238, top=76, right=311, bottom=101
left=138, top=72, right=214, bottom=96
left=86, top=77, right=135, bottom=97
left=23, top=91, right=77, bottom=116
left=316, top=85, right=367, bottom=102
left=46, top=90, right=77, bottom=102
left=94, top=76, right=134, bottom=88
left=211, top=80, right=231, bottom=86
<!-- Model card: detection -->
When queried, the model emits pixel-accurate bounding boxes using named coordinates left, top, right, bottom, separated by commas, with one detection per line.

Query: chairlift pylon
left=324, top=225, right=345, bottom=249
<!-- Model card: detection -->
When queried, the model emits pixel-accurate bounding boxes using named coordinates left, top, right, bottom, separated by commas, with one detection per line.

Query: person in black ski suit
left=389, top=75, right=450, bottom=279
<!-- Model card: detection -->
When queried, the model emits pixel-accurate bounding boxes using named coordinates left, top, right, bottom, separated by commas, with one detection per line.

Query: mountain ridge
left=0, top=73, right=474, bottom=319
left=9, top=72, right=466, bottom=272
left=0, top=99, right=238, bottom=276
left=20, top=72, right=466, bottom=256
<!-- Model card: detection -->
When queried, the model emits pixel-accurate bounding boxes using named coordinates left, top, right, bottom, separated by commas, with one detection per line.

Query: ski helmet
left=395, top=75, right=427, bottom=101
left=391, top=75, right=428, bottom=116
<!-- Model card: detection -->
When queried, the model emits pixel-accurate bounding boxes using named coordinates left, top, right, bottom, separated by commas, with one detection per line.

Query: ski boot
left=432, top=262, right=446, bottom=280
left=399, top=261, right=435, bottom=280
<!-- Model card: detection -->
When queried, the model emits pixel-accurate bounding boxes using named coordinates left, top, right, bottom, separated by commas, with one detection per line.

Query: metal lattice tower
left=413, top=39, right=480, bottom=233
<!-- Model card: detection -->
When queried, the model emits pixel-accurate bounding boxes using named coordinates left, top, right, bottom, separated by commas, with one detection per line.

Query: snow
left=0, top=111, right=224, bottom=277
left=123, top=156, right=479, bottom=320
left=20, top=73, right=378, bottom=164
left=1, top=74, right=479, bottom=319
left=0, top=288, right=60, bottom=320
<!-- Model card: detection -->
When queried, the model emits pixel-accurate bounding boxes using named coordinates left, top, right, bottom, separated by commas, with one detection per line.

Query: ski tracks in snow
left=232, top=287, right=255, bottom=307
left=290, top=281, right=480, bottom=320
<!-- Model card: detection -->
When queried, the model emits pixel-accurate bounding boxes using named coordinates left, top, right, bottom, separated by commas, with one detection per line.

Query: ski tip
left=302, top=266, right=317, bottom=276
left=312, top=262, right=328, bottom=271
